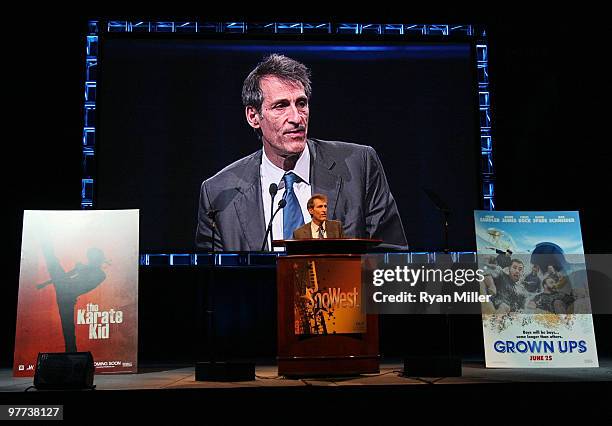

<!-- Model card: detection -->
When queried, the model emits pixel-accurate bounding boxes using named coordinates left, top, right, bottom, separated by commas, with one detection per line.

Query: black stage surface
left=2, top=359, right=612, bottom=420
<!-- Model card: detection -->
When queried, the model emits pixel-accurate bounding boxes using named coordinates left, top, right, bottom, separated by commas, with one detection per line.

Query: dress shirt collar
left=311, top=220, right=325, bottom=235
left=261, top=144, right=311, bottom=185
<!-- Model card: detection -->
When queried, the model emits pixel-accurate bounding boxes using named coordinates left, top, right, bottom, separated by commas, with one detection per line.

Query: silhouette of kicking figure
left=37, top=242, right=107, bottom=352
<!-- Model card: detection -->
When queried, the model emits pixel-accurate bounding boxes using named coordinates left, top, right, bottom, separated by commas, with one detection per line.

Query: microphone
left=261, top=199, right=286, bottom=251
left=422, top=187, right=451, bottom=253
left=269, top=183, right=278, bottom=198
left=268, top=183, right=278, bottom=245
left=422, top=187, right=450, bottom=214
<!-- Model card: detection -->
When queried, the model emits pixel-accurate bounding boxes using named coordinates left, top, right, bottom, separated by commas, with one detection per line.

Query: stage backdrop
left=13, top=210, right=139, bottom=376
left=474, top=210, right=598, bottom=368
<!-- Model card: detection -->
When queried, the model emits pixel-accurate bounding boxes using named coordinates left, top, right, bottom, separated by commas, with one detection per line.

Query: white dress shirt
left=310, top=221, right=326, bottom=238
left=261, top=146, right=312, bottom=250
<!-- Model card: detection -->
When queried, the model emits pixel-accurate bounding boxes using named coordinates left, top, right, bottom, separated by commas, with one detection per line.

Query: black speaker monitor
left=34, top=352, right=95, bottom=390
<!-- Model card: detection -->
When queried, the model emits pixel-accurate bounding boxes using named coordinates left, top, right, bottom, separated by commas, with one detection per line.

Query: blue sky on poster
left=474, top=211, right=584, bottom=255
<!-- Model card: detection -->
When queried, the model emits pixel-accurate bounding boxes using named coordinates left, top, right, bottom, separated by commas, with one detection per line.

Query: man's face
left=543, top=277, right=556, bottom=291
left=248, top=75, right=309, bottom=159
left=308, top=199, right=327, bottom=225
left=509, top=261, right=524, bottom=282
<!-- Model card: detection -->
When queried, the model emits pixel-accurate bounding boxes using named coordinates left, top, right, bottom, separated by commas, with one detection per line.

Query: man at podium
left=292, top=194, right=345, bottom=239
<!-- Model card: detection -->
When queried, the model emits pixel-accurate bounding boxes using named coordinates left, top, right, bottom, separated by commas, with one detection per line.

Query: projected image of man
left=196, top=54, right=407, bottom=251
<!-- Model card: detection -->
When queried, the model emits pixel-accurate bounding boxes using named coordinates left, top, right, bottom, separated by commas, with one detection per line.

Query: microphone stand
left=423, top=187, right=451, bottom=254
left=261, top=199, right=287, bottom=251
left=196, top=209, right=254, bottom=381
left=403, top=189, right=461, bottom=377
left=207, top=209, right=217, bottom=364
left=269, top=184, right=277, bottom=250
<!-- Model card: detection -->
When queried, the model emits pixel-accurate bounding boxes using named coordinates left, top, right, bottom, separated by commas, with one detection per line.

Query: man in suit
left=293, top=194, right=344, bottom=239
left=196, top=54, right=407, bottom=251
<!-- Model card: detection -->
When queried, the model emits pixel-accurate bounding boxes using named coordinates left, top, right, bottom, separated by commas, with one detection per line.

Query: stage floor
left=2, top=359, right=612, bottom=392
left=2, top=360, right=612, bottom=420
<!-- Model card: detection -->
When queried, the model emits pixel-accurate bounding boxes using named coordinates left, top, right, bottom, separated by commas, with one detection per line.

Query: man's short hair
left=307, top=194, right=328, bottom=210
left=510, top=259, right=524, bottom=267
left=242, top=54, right=312, bottom=113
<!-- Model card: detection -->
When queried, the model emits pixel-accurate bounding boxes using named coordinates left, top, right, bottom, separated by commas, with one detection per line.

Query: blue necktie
left=283, top=172, right=304, bottom=239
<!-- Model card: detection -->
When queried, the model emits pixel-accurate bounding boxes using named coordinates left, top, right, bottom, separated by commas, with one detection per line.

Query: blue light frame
left=82, top=21, right=492, bottom=265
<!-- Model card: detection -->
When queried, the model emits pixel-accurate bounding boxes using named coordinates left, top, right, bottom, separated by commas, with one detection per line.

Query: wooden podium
left=273, top=238, right=381, bottom=377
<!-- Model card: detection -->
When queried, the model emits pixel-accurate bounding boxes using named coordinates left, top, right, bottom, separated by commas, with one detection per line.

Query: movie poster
left=14, top=210, right=139, bottom=376
left=474, top=211, right=598, bottom=368
left=293, top=258, right=366, bottom=335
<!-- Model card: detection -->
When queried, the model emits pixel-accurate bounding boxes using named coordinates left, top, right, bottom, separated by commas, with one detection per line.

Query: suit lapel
left=326, top=220, right=340, bottom=238
left=309, top=140, right=341, bottom=219
left=295, top=222, right=311, bottom=239
left=234, top=152, right=266, bottom=250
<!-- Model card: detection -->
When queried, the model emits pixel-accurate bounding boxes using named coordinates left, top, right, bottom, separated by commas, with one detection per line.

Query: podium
left=273, top=238, right=381, bottom=377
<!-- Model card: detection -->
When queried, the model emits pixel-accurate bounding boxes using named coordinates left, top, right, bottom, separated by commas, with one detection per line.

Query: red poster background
left=14, top=210, right=139, bottom=376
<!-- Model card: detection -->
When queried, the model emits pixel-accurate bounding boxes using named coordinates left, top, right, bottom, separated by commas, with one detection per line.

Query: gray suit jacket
left=292, top=220, right=344, bottom=240
left=196, top=138, right=408, bottom=251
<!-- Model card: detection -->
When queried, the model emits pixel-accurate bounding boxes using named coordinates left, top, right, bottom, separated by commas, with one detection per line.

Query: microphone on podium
left=261, top=198, right=287, bottom=251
